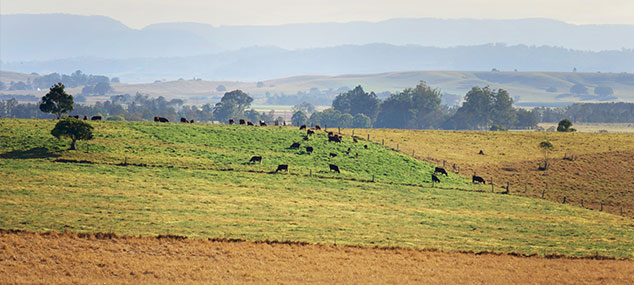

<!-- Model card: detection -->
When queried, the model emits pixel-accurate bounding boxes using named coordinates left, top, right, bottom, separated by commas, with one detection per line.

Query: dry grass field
left=2, top=230, right=633, bottom=284
left=339, top=128, right=634, bottom=217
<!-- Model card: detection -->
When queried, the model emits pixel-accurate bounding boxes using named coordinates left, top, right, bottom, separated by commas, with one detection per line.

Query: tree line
left=1, top=81, right=633, bottom=128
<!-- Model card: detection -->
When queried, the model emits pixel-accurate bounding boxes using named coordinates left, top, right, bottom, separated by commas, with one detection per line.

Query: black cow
left=364, top=145, right=368, bottom=149
left=315, top=125, right=321, bottom=130
left=327, top=132, right=334, bottom=136
left=239, top=119, right=246, bottom=125
left=434, top=167, right=448, bottom=176
left=247, top=121, right=254, bottom=126
left=472, top=175, right=486, bottom=184
left=229, top=119, right=235, bottom=124
left=303, top=136, right=309, bottom=141
left=159, top=117, right=169, bottom=123
left=249, top=156, right=263, bottom=164
left=83, top=116, right=88, bottom=120
left=275, top=164, right=288, bottom=173
left=329, top=152, right=337, bottom=158
left=190, top=120, right=194, bottom=124
left=478, top=150, right=485, bottom=155
left=307, top=129, right=315, bottom=136
left=180, top=117, right=189, bottom=123
left=329, top=164, right=340, bottom=173
left=299, top=125, right=307, bottom=130
left=259, top=120, right=267, bottom=126
left=306, top=146, right=314, bottom=154
left=353, top=137, right=358, bottom=143
left=71, top=115, right=79, bottom=119
left=328, top=136, right=341, bottom=143
left=431, top=174, right=441, bottom=183
left=290, top=142, right=301, bottom=149
left=91, top=116, right=102, bottom=121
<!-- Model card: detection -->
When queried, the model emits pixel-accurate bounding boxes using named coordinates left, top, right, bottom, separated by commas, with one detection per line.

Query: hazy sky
left=2, top=0, right=634, bottom=28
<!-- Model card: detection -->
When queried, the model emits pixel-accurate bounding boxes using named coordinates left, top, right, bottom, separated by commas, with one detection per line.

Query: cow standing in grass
left=472, top=175, right=486, bottom=184
left=431, top=174, right=441, bottom=183
left=434, top=167, right=448, bottom=176
left=329, top=164, right=340, bottom=173
left=249, top=156, right=263, bottom=164
left=275, top=164, right=288, bottom=173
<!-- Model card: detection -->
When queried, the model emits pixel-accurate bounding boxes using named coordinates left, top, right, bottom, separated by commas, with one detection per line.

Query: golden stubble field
left=339, top=128, right=634, bottom=217
left=1, top=230, right=633, bottom=284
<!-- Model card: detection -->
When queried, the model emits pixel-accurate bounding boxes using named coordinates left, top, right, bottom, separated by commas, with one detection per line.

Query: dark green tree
left=515, top=109, right=538, bottom=129
left=51, top=117, right=94, bottom=150
left=450, top=86, right=494, bottom=129
left=332, top=85, right=380, bottom=121
left=40, top=82, right=74, bottom=119
left=291, top=111, right=308, bottom=126
left=212, top=100, right=240, bottom=122
left=491, top=89, right=517, bottom=128
left=220, top=90, right=253, bottom=111
left=557, top=119, right=576, bottom=132
left=352, top=113, right=372, bottom=128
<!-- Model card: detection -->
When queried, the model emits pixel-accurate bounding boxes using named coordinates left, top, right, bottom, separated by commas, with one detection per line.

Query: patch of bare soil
left=1, top=230, right=632, bottom=284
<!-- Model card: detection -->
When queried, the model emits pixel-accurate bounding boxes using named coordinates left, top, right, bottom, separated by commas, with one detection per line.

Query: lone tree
left=51, top=117, right=94, bottom=150
left=557, top=119, right=576, bottom=132
left=40, top=82, right=74, bottom=119
left=538, top=141, right=554, bottom=170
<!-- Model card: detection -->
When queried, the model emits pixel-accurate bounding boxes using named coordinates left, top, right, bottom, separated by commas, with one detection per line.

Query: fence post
left=412, top=150, right=415, bottom=157
left=506, top=182, right=509, bottom=192
left=382, top=139, right=384, bottom=145
left=367, top=134, right=370, bottom=141
left=562, top=196, right=566, bottom=204
left=600, top=202, right=603, bottom=211
left=443, top=160, right=446, bottom=168
left=352, top=130, right=354, bottom=136
left=491, top=178, right=494, bottom=192
left=581, top=199, right=584, bottom=208
left=524, top=184, right=527, bottom=193
left=338, top=127, right=341, bottom=134
left=397, top=144, right=399, bottom=151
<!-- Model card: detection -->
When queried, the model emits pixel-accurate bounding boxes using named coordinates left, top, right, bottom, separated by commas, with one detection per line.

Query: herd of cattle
left=81, top=114, right=487, bottom=185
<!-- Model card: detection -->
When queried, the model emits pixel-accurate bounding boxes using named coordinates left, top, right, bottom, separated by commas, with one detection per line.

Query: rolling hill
left=0, top=119, right=632, bottom=259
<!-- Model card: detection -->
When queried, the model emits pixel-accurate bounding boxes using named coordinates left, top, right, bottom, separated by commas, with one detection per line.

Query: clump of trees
left=557, top=119, right=576, bottom=132
left=51, top=117, right=94, bottom=150
left=39, top=83, right=74, bottom=119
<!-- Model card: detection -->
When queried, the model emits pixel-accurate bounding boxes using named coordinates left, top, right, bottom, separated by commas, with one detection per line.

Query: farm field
left=2, top=230, right=633, bottom=284
left=0, top=119, right=633, bottom=259
left=338, top=128, right=634, bottom=217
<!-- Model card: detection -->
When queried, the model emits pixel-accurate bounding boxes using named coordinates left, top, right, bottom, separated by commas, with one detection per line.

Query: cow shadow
left=0, top=147, right=60, bottom=159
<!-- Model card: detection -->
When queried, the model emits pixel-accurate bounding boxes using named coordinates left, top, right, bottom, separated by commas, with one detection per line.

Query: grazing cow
left=431, top=174, right=441, bottom=183
left=239, top=119, right=246, bottom=125
left=259, top=120, right=267, bottom=126
left=315, top=125, right=321, bottom=130
left=299, top=125, right=307, bottom=130
left=274, top=121, right=279, bottom=126
left=71, top=115, right=79, bottom=119
left=158, top=117, right=169, bottom=123
left=329, top=152, right=337, bottom=158
left=434, top=167, right=448, bottom=176
left=247, top=121, right=254, bottom=126
left=154, top=116, right=160, bottom=122
left=364, top=145, right=368, bottom=149
left=307, top=129, right=315, bottom=136
left=472, top=175, right=486, bottom=184
left=329, top=164, right=341, bottom=173
left=190, top=120, right=194, bottom=124
left=328, top=136, right=341, bottom=143
left=346, top=147, right=351, bottom=155
left=249, top=156, right=263, bottom=164
left=303, top=136, right=309, bottom=141
left=229, top=119, right=235, bottom=124
left=180, top=117, right=189, bottom=123
left=327, top=132, right=334, bottom=137
left=305, top=146, right=314, bottom=154
left=290, top=142, right=301, bottom=149
left=353, top=137, right=358, bottom=143
left=478, top=150, right=485, bottom=155
left=275, top=164, right=288, bottom=173
left=83, top=116, right=88, bottom=120
left=355, top=152, right=359, bottom=158
left=91, top=116, right=102, bottom=121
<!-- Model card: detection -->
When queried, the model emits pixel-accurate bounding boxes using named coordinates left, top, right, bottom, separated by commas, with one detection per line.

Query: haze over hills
left=3, top=14, right=634, bottom=62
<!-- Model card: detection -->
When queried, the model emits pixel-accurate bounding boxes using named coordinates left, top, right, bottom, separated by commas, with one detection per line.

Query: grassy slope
left=339, top=128, right=634, bottom=217
left=0, top=119, right=632, bottom=258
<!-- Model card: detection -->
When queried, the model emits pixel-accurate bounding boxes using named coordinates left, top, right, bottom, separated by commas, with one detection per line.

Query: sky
left=2, top=0, right=634, bottom=28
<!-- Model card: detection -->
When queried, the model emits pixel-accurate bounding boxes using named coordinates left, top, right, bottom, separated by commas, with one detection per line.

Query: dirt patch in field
left=1, top=230, right=632, bottom=284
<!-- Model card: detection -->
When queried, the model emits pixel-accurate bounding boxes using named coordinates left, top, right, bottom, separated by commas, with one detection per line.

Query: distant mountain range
left=2, top=14, right=634, bottom=83
left=2, top=14, right=634, bottom=62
